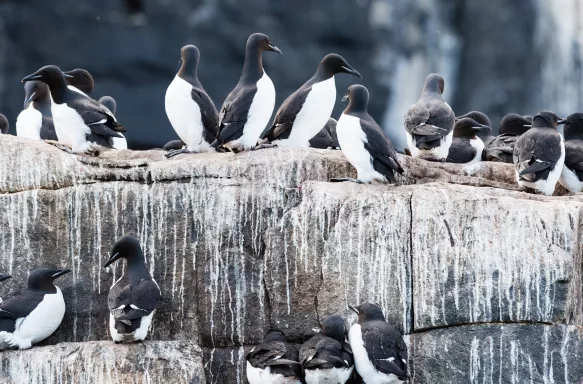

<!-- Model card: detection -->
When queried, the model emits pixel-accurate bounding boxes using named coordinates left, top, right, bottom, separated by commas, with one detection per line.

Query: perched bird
left=163, top=139, right=185, bottom=151
left=455, top=110, right=492, bottom=141
left=310, top=118, right=340, bottom=149
left=98, top=96, right=127, bottom=150
left=404, top=73, right=455, bottom=161
left=446, top=117, right=491, bottom=164
left=165, top=45, right=219, bottom=157
left=0, top=268, right=70, bottom=350
left=0, top=114, right=9, bottom=134
left=348, top=303, right=408, bottom=383
left=16, top=81, right=58, bottom=141
left=22, top=65, right=125, bottom=154
left=513, top=111, right=566, bottom=195
left=246, top=329, right=303, bottom=384
left=332, top=85, right=404, bottom=184
left=0, top=273, right=11, bottom=304
left=483, top=114, right=532, bottom=163
left=300, top=315, right=354, bottom=384
left=104, top=235, right=161, bottom=343
left=559, top=113, right=583, bottom=193
left=64, top=68, right=94, bottom=96
left=259, top=53, right=361, bottom=148
left=212, top=33, right=282, bottom=152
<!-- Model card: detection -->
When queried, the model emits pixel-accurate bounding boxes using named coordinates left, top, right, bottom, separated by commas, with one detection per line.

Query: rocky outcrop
left=0, top=135, right=581, bottom=383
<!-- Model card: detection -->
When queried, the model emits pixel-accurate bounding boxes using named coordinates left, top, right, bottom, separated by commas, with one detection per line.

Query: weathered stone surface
left=0, top=341, right=205, bottom=384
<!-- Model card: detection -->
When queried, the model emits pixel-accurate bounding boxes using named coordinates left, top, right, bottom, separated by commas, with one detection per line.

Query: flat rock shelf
left=0, top=135, right=581, bottom=383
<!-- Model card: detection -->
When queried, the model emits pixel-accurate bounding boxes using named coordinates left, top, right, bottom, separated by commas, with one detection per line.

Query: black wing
left=247, top=340, right=302, bottom=378
left=261, top=84, right=312, bottom=141
left=446, top=138, right=476, bottom=164
left=300, top=334, right=353, bottom=370
left=564, top=140, right=583, bottom=179
left=404, top=98, right=454, bottom=147
left=191, top=87, right=219, bottom=144
left=0, top=292, right=45, bottom=332
left=361, top=321, right=408, bottom=379
left=214, top=84, right=257, bottom=146
left=108, top=277, right=161, bottom=321
left=163, top=140, right=185, bottom=151
left=514, top=128, right=562, bottom=181
left=67, top=96, right=125, bottom=138
left=483, top=134, right=517, bottom=163
left=310, top=118, right=338, bottom=149
left=361, top=116, right=404, bottom=182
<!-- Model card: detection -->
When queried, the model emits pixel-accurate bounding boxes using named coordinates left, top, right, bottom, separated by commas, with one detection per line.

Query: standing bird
left=559, top=113, right=583, bottom=193
left=332, top=85, right=404, bottom=184
left=404, top=73, right=455, bottom=161
left=98, top=96, right=127, bottom=150
left=259, top=53, right=361, bottom=148
left=348, top=303, right=408, bottom=383
left=0, top=268, right=70, bottom=350
left=455, top=110, right=493, bottom=142
left=246, top=329, right=303, bottom=384
left=0, top=114, right=9, bottom=134
left=483, top=114, right=532, bottom=163
left=513, top=111, right=566, bottom=195
left=165, top=45, right=219, bottom=157
left=0, top=273, right=11, bottom=303
left=22, top=65, right=125, bottom=154
left=16, top=81, right=58, bottom=141
left=446, top=117, right=491, bottom=164
left=104, top=235, right=161, bottom=343
left=211, top=33, right=282, bottom=152
left=300, top=315, right=354, bottom=384
left=310, top=118, right=340, bottom=149
left=64, top=68, right=95, bottom=96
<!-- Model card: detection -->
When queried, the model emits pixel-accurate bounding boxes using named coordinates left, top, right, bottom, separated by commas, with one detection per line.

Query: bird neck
left=126, top=257, right=150, bottom=282
left=33, top=98, right=52, bottom=116
left=421, top=87, right=442, bottom=99
left=345, top=101, right=368, bottom=116
left=29, top=281, right=57, bottom=294
left=177, top=60, right=203, bottom=89
left=313, top=64, right=334, bottom=82
left=47, top=77, right=70, bottom=104
left=240, top=46, right=264, bottom=83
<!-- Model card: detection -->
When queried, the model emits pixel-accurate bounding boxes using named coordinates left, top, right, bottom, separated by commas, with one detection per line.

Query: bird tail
left=517, top=159, right=551, bottom=181
left=210, top=139, right=221, bottom=148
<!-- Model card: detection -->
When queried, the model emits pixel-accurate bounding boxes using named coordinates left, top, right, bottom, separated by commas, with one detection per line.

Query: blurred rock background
left=0, top=0, right=581, bottom=149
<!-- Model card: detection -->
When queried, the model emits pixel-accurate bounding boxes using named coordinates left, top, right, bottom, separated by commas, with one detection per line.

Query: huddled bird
left=559, top=113, right=583, bottom=193
left=446, top=117, right=491, bottom=164
left=483, top=113, right=532, bottom=163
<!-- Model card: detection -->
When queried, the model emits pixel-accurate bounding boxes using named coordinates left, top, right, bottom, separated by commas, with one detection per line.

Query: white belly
left=51, top=102, right=91, bottom=151
left=16, top=106, right=42, bottom=141
left=277, top=77, right=336, bottom=148
left=112, top=134, right=128, bottom=150
left=305, top=367, right=354, bottom=384
left=466, top=137, right=484, bottom=165
left=559, top=165, right=583, bottom=193
left=336, top=114, right=386, bottom=183
left=348, top=325, right=402, bottom=384
left=517, top=136, right=565, bottom=196
left=230, top=73, right=276, bottom=150
left=246, top=362, right=302, bottom=384
left=406, top=130, right=453, bottom=160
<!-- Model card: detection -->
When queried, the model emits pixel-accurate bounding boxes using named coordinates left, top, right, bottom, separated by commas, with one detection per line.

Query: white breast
left=112, top=134, right=128, bottom=150
left=246, top=362, right=302, bottom=384
left=68, top=85, right=87, bottom=96
left=16, top=106, right=43, bottom=141
left=467, top=137, right=485, bottom=165
left=560, top=165, right=583, bottom=193
left=14, top=287, right=66, bottom=345
left=277, top=77, right=336, bottom=148
left=304, top=366, right=354, bottom=384
left=51, top=102, right=91, bottom=151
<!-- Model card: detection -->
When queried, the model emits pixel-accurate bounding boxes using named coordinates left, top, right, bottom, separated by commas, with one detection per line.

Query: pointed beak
left=0, top=274, right=11, bottom=282
left=268, top=44, right=282, bottom=54
left=24, top=92, right=36, bottom=109
left=558, top=119, right=568, bottom=125
left=473, top=125, right=491, bottom=132
left=341, top=65, right=362, bottom=79
left=51, top=269, right=71, bottom=280
left=22, top=74, right=42, bottom=83
left=63, top=72, right=74, bottom=79
left=349, top=305, right=360, bottom=315
left=104, top=252, right=121, bottom=269
left=342, top=94, right=349, bottom=102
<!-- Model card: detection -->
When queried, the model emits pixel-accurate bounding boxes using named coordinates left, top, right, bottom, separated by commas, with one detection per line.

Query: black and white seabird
left=211, top=33, right=282, bottom=152
left=483, top=114, right=532, bottom=163
left=455, top=111, right=493, bottom=141
left=332, top=85, right=404, bottom=184
left=259, top=53, right=361, bottom=148
left=310, top=118, right=340, bottom=149
left=165, top=45, right=219, bottom=157
left=348, top=303, right=408, bottom=383
left=300, top=315, right=354, bottom=384
left=16, top=80, right=58, bottom=141
left=0, top=273, right=11, bottom=304
left=446, top=117, right=491, bottom=164
left=404, top=73, right=455, bottom=161
left=64, top=68, right=95, bottom=96
left=0, top=268, right=70, bottom=350
left=22, top=65, right=125, bottom=154
left=98, top=96, right=127, bottom=150
left=246, top=329, right=303, bottom=384
left=513, top=111, right=566, bottom=195
left=104, top=235, right=161, bottom=343
left=0, top=114, right=8, bottom=134
left=559, top=113, right=583, bottom=193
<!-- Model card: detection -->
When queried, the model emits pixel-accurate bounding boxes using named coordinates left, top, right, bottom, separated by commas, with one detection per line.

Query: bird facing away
left=0, top=114, right=8, bottom=135
left=310, top=118, right=340, bottom=149
left=98, top=96, right=127, bottom=150
left=348, top=303, right=408, bottom=383
left=0, top=273, right=11, bottom=303
left=64, top=68, right=95, bottom=95
left=483, top=114, right=532, bottom=163
left=332, top=85, right=404, bottom=184
left=104, top=235, right=161, bottom=343
left=513, top=111, right=566, bottom=195
left=16, top=80, right=58, bottom=141
left=0, top=268, right=70, bottom=350
left=404, top=73, right=455, bottom=161
left=259, top=53, right=361, bottom=148
left=22, top=65, right=125, bottom=154
left=559, top=113, right=583, bottom=193
left=246, top=329, right=303, bottom=384
left=165, top=45, right=219, bottom=157
left=455, top=111, right=492, bottom=141
left=446, top=117, right=491, bottom=164
left=300, top=315, right=354, bottom=384
left=212, top=33, right=282, bottom=152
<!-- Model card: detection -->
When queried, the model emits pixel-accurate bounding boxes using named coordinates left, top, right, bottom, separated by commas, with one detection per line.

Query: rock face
left=0, top=135, right=582, bottom=383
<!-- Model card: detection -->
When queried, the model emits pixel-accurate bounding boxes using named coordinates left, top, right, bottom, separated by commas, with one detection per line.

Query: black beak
left=342, top=94, right=349, bottom=102
left=558, top=119, right=568, bottom=125
left=23, top=92, right=36, bottom=110
left=268, top=44, right=282, bottom=54
left=341, top=65, right=362, bottom=79
left=51, top=269, right=71, bottom=280
left=349, top=305, right=360, bottom=314
left=63, top=72, right=74, bottom=79
left=22, top=74, right=42, bottom=83
left=0, top=274, right=11, bottom=282
left=104, top=252, right=121, bottom=268
left=473, top=125, right=491, bottom=132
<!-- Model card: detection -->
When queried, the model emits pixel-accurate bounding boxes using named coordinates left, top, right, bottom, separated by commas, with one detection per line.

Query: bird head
left=104, top=235, right=144, bottom=268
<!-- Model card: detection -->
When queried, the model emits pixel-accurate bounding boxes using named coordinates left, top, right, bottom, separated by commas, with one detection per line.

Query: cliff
left=0, top=135, right=581, bottom=383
